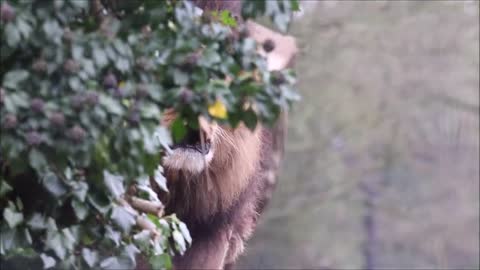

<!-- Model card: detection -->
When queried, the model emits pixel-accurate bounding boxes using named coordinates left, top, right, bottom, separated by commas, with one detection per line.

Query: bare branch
left=128, top=196, right=164, bottom=217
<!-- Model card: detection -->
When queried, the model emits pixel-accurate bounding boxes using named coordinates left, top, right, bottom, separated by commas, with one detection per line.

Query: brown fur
left=157, top=109, right=282, bottom=269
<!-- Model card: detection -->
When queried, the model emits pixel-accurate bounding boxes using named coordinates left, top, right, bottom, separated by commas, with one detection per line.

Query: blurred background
left=238, top=1, right=479, bottom=269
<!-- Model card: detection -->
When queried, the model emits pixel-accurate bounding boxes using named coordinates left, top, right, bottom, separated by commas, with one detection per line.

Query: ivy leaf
left=100, top=256, right=134, bottom=270
left=283, top=86, right=301, bottom=101
left=64, top=167, right=72, bottom=180
left=113, top=39, right=129, bottom=56
left=0, top=180, right=13, bottom=197
left=40, top=253, right=56, bottom=269
left=45, top=230, right=66, bottom=259
left=29, top=149, right=47, bottom=172
left=122, top=244, right=140, bottom=265
left=291, top=0, right=300, bottom=11
left=105, top=226, right=121, bottom=246
left=172, top=230, right=186, bottom=255
left=243, top=108, right=258, bottom=131
left=100, top=257, right=118, bottom=269
left=133, top=230, right=151, bottom=250
left=72, top=45, right=84, bottom=60
left=24, top=228, right=32, bottom=244
left=115, top=58, right=130, bottom=72
left=61, top=228, right=76, bottom=251
left=241, top=0, right=266, bottom=19
left=82, top=248, right=99, bottom=268
left=72, top=181, right=89, bottom=202
left=178, top=221, right=192, bottom=245
left=0, top=228, right=18, bottom=254
left=88, top=194, right=111, bottom=214
left=153, top=166, right=168, bottom=192
left=111, top=205, right=136, bottom=233
left=136, top=176, right=161, bottom=202
left=3, top=207, right=24, bottom=228
left=100, top=257, right=121, bottom=270
left=27, top=213, right=47, bottom=231
left=147, top=213, right=161, bottom=228
left=171, top=118, right=187, bottom=143
left=219, top=10, right=237, bottom=27
left=70, top=0, right=89, bottom=9
left=81, top=232, right=95, bottom=246
left=42, top=172, right=68, bottom=198
left=93, top=48, right=109, bottom=68
left=99, top=94, right=124, bottom=115
left=3, top=70, right=29, bottom=89
left=71, top=199, right=88, bottom=221
left=154, top=126, right=173, bottom=152
left=46, top=217, right=58, bottom=231
left=140, top=103, right=161, bottom=119
left=199, top=48, right=221, bottom=66
left=103, top=170, right=125, bottom=199
left=42, top=20, right=63, bottom=43
left=273, top=12, right=290, bottom=33
left=140, top=126, right=159, bottom=155
left=5, top=24, right=21, bottom=47
left=173, top=69, right=189, bottom=86
left=68, top=77, right=81, bottom=91
left=149, top=254, right=172, bottom=270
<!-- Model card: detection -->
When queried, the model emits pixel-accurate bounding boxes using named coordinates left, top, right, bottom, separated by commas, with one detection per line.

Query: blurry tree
left=239, top=1, right=478, bottom=269
left=0, top=0, right=299, bottom=269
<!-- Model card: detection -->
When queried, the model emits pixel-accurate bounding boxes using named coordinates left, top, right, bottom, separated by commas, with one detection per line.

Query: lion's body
left=158, top=111, right=285, bottom=269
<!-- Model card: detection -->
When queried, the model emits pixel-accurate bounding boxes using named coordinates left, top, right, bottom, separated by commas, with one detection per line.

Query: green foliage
left=241, top=0, right=300, bottom=32
left=211, top=10, right=237, bottom=27
left=0, top=0, right=298, bottom=269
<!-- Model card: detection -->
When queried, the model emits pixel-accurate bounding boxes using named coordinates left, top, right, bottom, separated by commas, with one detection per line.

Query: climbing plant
left=0, top=0, right=299, bottom=269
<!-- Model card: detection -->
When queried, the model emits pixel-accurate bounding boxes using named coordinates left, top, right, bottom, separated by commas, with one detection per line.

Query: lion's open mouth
left=171, top=128, right=211, bottom=155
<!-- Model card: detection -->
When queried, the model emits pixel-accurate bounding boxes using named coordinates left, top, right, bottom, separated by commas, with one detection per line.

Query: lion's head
left=161, top=109, right=261, bottom=176
left=160, top=109, right=263, bottom=220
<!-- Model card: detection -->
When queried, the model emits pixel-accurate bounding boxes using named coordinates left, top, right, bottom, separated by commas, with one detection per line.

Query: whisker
left=217, top=129, right=239, bottom=153
left=199, top=129, right=212, bottom=191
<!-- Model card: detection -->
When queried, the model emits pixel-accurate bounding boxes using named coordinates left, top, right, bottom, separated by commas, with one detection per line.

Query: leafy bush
left=0, top=0, right=299, bottom=269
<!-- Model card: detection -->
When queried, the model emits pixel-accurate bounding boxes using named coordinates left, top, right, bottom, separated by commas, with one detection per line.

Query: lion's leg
left=173, top=227, right=231, bottom=270
left=223, top=262, right=236, bottom=270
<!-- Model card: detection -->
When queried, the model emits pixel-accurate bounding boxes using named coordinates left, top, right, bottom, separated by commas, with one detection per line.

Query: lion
left=158, top=110, right=285, bottom=270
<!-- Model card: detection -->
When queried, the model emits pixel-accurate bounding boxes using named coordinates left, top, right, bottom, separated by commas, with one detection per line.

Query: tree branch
left=128, top=196, right=164, bottom=217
